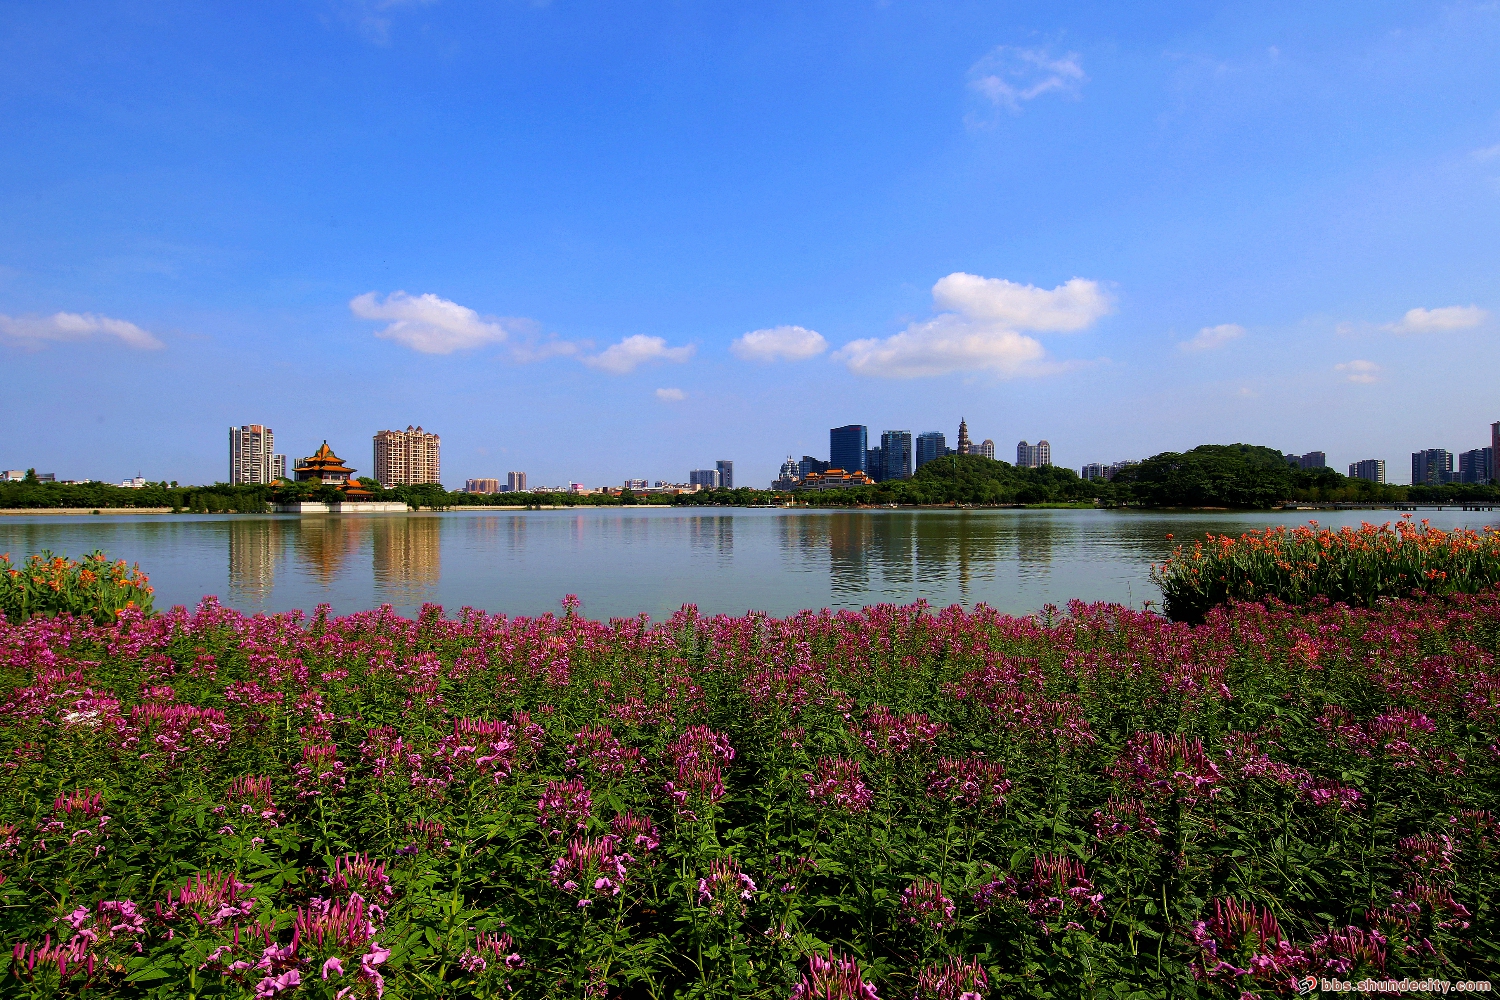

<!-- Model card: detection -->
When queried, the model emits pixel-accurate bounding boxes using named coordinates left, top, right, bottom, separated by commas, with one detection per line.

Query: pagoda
left=956, top=418, right=972, bottom=456
left=294, top=442, right=373, bottom=500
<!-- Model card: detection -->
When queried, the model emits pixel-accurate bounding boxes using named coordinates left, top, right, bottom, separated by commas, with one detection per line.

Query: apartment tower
left=1348, top=459, right=1386, bottom=484
left=507, top=471, right=528, bottom=492
left=230, top=424, right=285, bottom=485
left=373, top=426, right=441, bottom=487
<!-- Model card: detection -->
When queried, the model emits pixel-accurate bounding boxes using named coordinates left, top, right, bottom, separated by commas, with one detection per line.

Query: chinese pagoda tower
left=293, top=442, right=373, bottom=500
left=956, top=418, right=972, bottom=456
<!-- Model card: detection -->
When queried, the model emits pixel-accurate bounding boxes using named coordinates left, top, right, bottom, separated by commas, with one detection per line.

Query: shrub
left=0, top=550, right=154, bottom=624
left=1151, top=517, right=1500, bottom=622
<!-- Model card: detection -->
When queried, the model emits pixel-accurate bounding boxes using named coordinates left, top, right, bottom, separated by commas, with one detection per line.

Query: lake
left=2, top=507, right=1495, bottom=620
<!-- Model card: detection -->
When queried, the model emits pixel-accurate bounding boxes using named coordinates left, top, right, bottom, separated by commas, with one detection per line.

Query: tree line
left=4, top=446, right=1496, bottom=512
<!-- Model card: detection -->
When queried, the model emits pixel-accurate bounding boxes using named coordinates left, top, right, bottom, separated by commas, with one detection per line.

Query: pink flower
left=899, top=880, right=956, bottom=932
left=804, top=757, right=873, bottom=814
left=788, top=952, right=879, bottom=1000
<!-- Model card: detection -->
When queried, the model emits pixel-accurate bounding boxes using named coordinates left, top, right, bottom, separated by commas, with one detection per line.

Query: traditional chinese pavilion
left=293, top=442, right=373, bottom=500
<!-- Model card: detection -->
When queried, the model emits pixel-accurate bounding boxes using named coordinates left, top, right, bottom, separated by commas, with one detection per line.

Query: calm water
left=2, top=508, right=1496, bottom=620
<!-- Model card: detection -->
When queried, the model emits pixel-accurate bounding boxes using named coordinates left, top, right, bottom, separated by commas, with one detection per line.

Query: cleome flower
left=804, top=757, right=873, bottom=814
left=697, top=856, right=757, bottom=916
left=913, top=955, right=988, bottom=1000
left=899, top=879, right=956, bottom=933
left=549, top=835, right=633, bottom=908
left=788, top=951, right=880, bottom=1000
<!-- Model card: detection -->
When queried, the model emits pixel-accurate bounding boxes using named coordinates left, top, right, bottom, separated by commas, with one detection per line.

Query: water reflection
left=373, top=515, right=441, bottom=606
left=8, top=507, right=1499, bottom=622
left=227, top=518, right=283, bottom=604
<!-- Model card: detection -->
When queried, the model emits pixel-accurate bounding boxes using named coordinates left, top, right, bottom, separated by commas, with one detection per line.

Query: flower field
left=1151, top=518, right=1500, bottom=623
left=2, top=584, right=1498, bottom=997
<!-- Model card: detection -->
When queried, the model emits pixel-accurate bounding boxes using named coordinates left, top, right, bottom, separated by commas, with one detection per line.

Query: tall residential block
left=830, top=425, right=868, bottom=473
left=373, top=426, right=441, bottom=487
left=506, top=471, right=528, bottom=492
left=1016, top=440, right=1052, bottom=468
left=715, top=460, right=734, bottom=490
left=881, top=430, right=913, bottom=481
left=1459, top=448, right=1494, bottom=484
left=465, top=478, right=500, bottom=494
left=230, top=424, right=284, bottom=485
left=1286, top=451, right=1326, bottom=470
left=1412, top=449, right=1454, bottom=486
left=915, top=432, right=946, bottom=469
left=689, top=469, right=721, bottom=488
left=1348, top=459, right=1386, bottom=484
left=978, top=439, right=996, bottom=461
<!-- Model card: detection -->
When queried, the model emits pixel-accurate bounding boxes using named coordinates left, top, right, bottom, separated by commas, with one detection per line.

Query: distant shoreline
left=0, top=502, right=1492, bottom=517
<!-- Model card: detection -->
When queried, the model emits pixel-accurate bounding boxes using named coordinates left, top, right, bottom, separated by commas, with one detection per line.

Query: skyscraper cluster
left=776, top=418, right=1018, bottom=489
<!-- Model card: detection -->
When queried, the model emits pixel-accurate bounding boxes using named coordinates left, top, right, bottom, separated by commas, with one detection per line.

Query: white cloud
left=1179, top=323, right=1244, bottom=353
left=1383, top=305, right=1488, bottom=334
left=730, top=325, right=828, bottom=362
left=1473, top=143, right=1500, bottom=161
left=833, top=272, right=1110, bottom=379
left=655, top=387, right=686, bottom=402
left=932, top=273, right=1112, bottom=331
left=0, top=311, right=164, bottom=350
left=351, top=290, right=513, bottom=354
left=1335, top=359, right=1381, bottom=384
left=582, top=334, right=695, bottom=375
left=968, top=47, right=1087, bottom=113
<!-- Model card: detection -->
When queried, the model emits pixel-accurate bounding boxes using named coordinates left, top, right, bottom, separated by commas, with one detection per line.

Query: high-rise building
left=1412, top=449, right=1454, bottom=486
left=866, top=447, right=884, bottom=482
left=799, top=456, right=830, bottom=479
left=464, top=478, right=500, bottom=494
left=1459, top=448, right=1494, bottom=484
left=830, top=425, right=868, bottom=473
left=1348, top=459, right=1386, bottom=484
left=1286, top=451, right=1326, bottom=470
left=881, top=430, right=912, bottom=481
left=915, top=432, right=947, bottom=469
left=715, top=460, right=734, bottom=490
left=507, top=471, right=527, bottom=492
left=1016, top=440, right=1052, bottom=468
left=773, top=457, right=800, bottom=490
left=978, top=439, right=995, bottom=461
left=230, top=424, right=283, bottom=485
left=373, top=426, right=441, bottom=487
left=623, top=478, right=649, bottom=490
left=689, top=469, right=721, bottom=488
left=1081, top=463, right=1105, bottom=481
left=956, top=418, right=972, bottom=456
left=1492, top=423, right=1499, bottom=480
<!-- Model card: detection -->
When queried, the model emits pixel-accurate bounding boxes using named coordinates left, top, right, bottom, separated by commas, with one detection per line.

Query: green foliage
left=0, top=550, right=154, bottom=623
left=1151, top=518, right=1500, bottom=622
left=0, top=480, right=272, bottom=513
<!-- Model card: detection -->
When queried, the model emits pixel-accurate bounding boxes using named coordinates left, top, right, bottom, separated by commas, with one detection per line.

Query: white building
left=230, top=424, right=285, bottom=485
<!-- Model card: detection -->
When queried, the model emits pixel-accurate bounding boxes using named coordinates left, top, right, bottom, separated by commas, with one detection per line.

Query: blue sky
left=2, top=1, right=1498, bottom=487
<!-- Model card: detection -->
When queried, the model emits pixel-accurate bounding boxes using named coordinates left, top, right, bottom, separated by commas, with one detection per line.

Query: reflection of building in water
left=293, top=517, right=364, bottom=585
left=688, top=516, right=733, bottom=559
left=228, top=519, right=284, bottom=605
left=372, top=515, right=442, bottom=606
left=1014, top=514, right=1057, bottom=568
left=824, top=513, right=874, bottom=598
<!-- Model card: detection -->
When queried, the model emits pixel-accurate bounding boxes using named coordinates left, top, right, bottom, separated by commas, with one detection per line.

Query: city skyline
left=2, top=5, right=1498, bottom=488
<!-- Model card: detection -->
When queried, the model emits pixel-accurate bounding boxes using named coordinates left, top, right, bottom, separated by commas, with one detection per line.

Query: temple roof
left=296, top=441, right=357, bottom=474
